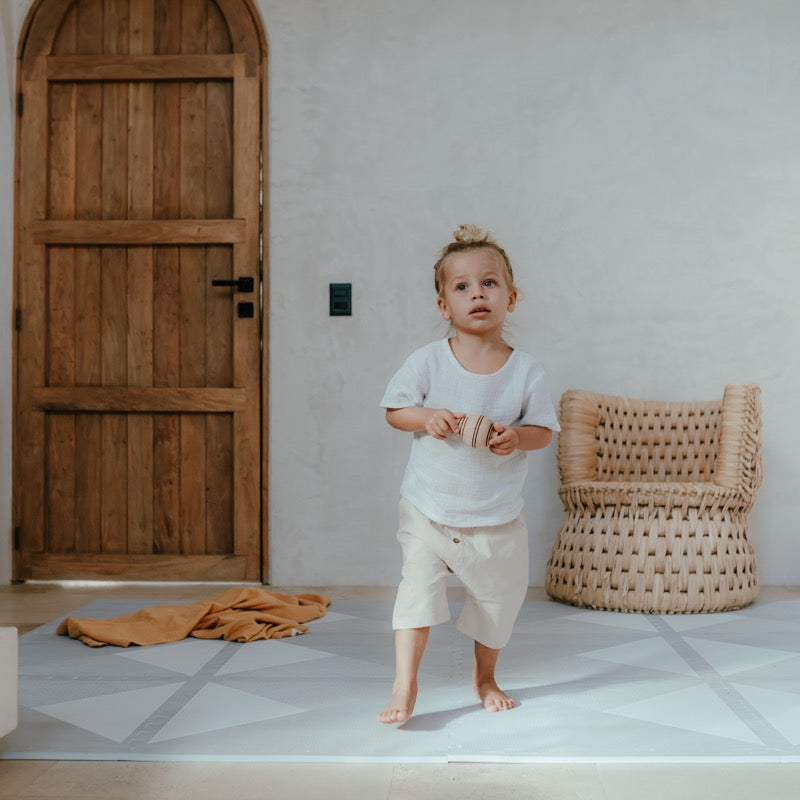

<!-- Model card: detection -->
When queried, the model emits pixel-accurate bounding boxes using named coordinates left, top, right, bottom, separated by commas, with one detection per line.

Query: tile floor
left=2, top=582, right=800, bottom=799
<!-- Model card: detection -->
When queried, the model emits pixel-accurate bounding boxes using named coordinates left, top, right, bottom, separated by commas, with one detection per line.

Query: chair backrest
left=558, top=390, right=726, bottom=483
left=596, top=396, right=722, bottom=482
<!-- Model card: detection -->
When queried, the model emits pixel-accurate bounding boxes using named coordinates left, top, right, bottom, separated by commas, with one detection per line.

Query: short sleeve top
left=380, top=339, right=560, bottom=526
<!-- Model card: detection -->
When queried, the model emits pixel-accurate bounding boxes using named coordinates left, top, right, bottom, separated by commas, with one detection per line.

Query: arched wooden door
left=14, top=0, right=267, bottom=582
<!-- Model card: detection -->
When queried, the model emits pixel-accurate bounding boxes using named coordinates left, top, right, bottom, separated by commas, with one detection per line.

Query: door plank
left=99, top=0, right=130, bottom=555
left=28, top=553, right=247, bottom=582
left=126, top=0, right=156, bottom=555
left=178, top=0, right=209, bottom=557
left=50, top=0, right=77, bottom=54
left=232, top=55, right=262, bottom=579
left=46, top=75, right=77, bottom=554
left=103, top=0, right=129, bottom=55
left=32, top=386, right=246, bottom=411
left=32, top=218, right=245, bottom=244
left=153, top=414, right=180, bottom=554
left=46, top=244, right=77, bottom=553
left=45, top=0, right=78, bottom=555
left=48, top=53, right=235, bottom=80
left=153, top=1, right=183, bottom=557
left=16, top=56, right=50, bottom=566
left=205, top=1, right=234, bottom=555
left=73, top=0, right=103, bottom=554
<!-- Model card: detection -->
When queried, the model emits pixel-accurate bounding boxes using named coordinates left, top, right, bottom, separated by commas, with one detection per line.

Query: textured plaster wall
left=1, top=1, right=799, bottom=586
left=261, top=0, right=800, bottom=586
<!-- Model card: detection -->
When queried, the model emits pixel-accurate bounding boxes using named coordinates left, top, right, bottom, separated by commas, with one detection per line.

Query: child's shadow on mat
left=395, top=670, right=619, bottom=732
left=396, top=685, right=548, bottom=732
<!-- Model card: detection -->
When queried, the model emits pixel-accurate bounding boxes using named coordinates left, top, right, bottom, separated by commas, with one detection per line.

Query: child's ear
left=437, top=296, right=451, bottom=321
left=507, top=289, right=517, bottom=312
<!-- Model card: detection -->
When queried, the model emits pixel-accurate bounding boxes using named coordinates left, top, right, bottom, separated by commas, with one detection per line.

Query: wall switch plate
left=329, top=283, right=352, bottom=316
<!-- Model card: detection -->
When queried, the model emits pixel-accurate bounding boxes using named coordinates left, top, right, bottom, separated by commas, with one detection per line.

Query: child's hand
left=488, top=423, right=519, bottom=456
left=425, top=409, right=466, bottom=440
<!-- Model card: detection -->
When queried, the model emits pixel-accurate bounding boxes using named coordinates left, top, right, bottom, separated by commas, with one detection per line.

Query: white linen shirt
left=380, top=339, right=560, bottom=527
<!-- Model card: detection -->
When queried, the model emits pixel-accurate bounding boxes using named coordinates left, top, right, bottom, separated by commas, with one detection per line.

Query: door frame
left=12, top=0, right=271, bottom=582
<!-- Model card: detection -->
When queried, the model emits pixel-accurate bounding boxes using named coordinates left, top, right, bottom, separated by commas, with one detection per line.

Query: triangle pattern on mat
left=607, top=684, right=763, bottom=745
left=10, top=597, right=800, bottom=761
left=117, top=639, right=229, bottom=676
left=561, top=610, right=658, bottom=633
left=657, top=613, right=743, bottom=633
left=34, top=683, right=183, bottom=743
left=685, top=637, right=800, bottom=676
left=745, top=601, right=800, bottom=624
left=214, top=640, right=334, bottom=676
left=148, top=682, right=303, bottom=743
left=307, top=611, right=357, bottom=625
left=732, top=683, right=800, bottom=746
left=581, top=637, right=698, bottom=677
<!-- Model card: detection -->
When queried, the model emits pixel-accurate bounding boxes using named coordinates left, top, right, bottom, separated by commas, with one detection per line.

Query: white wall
left=2, top=0, right=799, bottom=586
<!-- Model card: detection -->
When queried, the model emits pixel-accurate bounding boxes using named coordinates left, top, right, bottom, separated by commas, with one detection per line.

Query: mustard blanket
left=56, top=587, right=331, bottom=647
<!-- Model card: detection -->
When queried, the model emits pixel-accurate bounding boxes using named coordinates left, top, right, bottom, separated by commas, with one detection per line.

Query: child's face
left=436, top=249, right=517, bottom=336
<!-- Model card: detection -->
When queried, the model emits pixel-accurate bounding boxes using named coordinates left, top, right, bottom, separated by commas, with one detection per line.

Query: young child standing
left=378, top=224, right=560, bottom=725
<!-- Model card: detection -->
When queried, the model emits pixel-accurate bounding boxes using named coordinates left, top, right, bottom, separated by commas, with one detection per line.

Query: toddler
left=378, top=224, right=560, bottom=724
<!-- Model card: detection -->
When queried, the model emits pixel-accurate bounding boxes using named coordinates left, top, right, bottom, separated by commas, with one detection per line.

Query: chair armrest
left=715, top=384, right=762, bottom=503
left=557, top=391, right=600, bottom=483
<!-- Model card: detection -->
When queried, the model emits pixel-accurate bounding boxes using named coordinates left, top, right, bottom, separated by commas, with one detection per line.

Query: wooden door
left=14, top=0, right=266, bottom=582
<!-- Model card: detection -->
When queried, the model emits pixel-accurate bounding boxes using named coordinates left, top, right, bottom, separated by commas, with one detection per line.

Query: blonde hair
left=433, top=224, right=516, bottom=297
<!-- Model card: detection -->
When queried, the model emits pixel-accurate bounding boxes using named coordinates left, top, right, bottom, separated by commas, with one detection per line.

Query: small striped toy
left=457, top=415, right=496, bottom=448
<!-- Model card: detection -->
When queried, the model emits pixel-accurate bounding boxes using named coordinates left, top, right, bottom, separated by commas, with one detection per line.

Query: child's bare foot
left=378, top=684, right=417, bottom=724
left=475, top=678, right=516, bottom=712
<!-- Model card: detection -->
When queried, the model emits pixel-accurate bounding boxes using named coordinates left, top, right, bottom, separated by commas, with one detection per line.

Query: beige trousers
left=392, top=498, right=529, bottom=650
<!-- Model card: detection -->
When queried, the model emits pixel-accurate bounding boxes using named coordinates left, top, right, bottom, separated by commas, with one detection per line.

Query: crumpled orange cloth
left=56, top=587, right=331, bottom=648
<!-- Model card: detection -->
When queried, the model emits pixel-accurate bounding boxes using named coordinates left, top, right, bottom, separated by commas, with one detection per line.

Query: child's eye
left=483, top=279, right=496, bottom=287
left=456, top=283, right=468, bottom=291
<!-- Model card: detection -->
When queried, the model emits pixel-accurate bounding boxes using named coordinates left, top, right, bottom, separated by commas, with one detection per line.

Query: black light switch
left=329, top=283, right=352, bottom=316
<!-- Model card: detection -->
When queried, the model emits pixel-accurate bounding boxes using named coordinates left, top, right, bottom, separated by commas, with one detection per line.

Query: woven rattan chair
left=545, top=384, right=762, bottom=613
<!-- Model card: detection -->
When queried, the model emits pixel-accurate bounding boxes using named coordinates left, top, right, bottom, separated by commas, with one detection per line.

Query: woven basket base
left=545, top=510, right=759, bottom=614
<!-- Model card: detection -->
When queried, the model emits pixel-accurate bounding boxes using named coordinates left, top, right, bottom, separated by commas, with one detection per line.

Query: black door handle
left=211, top=276, right=254, bottom=293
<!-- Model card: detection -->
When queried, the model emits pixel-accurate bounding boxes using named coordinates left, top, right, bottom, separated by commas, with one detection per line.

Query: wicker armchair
left=545, top=384, right=762, bottom=613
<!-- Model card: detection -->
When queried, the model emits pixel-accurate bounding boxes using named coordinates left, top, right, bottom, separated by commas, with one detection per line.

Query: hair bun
left=453, top=224, right=492, bottom=245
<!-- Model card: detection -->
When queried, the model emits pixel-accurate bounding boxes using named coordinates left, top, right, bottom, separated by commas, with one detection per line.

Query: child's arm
left=488, top=424, right=552, bottom=456
left=386, top=407, right=466, bottom=440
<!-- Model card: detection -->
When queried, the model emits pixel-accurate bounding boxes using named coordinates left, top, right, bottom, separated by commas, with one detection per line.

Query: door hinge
left=14, top=526, right=21, bottom=550
left=15, top=308, right=21, bottom=332
left=17, top=92, right=23, bottom=117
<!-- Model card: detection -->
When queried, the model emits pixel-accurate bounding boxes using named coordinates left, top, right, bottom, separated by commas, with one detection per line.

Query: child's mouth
left=470, top=307, right=490, bottom=316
